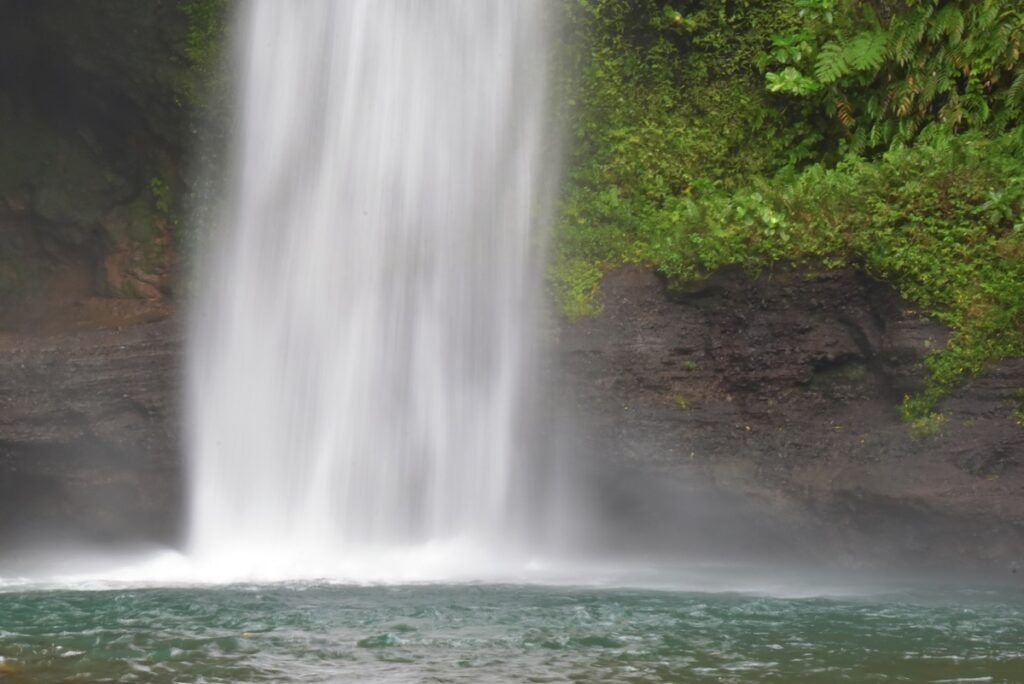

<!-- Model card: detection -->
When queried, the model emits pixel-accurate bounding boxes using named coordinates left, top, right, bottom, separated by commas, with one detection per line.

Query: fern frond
left=930, top=41, right=963, bottom=74
left=969, top=0, right=1001, bottom=32
left=942, top=92, right=965, bottom=127
left=894, top=117, right=921, bottom=145
left=992, top=17, right=1019, bottom=46
left=918, top=71, right=941, bottom=107
left=890, top=35, right=913, bottom=67
left=836, top=97, right=856, bottom=129
left=814, top=42, right=849, bottom=83
left=892, top=81, right=917, bottom=117
left=888, top=12, right=925, bottom=67
left=928, top=5, right=965, bottom=43
left=915, top=5, right=937, bottom=32
left=865, top=93, right=883, bottom=119
left=843, top=31, right=888, bottom=72
left=1007, top=66, right=1024, bottom=117
left=962, top=79, right=992, bottom=123
left=888, top=26, right=913, bottom=66
left=869, top=119, right=895, bottom=148
left=848, top=126, right=869, bottom=155
left=963, top=92, right=991, bottom=123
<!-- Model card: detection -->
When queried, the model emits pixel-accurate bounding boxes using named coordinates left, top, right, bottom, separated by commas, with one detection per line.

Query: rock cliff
left=559, top=266, right=1024, bottom=569
left=0, top=0, right=220, bottom=311
left=0, top=320, right=180, bottom=548
left=0, top=267, right=1020, bottom=571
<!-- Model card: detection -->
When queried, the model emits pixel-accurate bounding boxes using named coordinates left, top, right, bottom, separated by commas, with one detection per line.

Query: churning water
left=2, top=584, right=1024, bottom=683
left=186, top=1, right=558, bottom=578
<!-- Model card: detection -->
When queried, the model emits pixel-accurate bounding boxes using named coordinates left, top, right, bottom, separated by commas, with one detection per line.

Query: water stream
left=186, top=0, right=557, bottom=578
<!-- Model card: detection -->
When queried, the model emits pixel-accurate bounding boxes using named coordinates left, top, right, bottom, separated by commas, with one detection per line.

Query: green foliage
left=904, top=408, right=948, bottom=437
left=1012, top=389, right=1024, bottom=424
left=149, top=177, right=173, bottom=217
left=554, top=0, right=1024, bottom=417
left=551, top=256, right=605, bottom=320
left=641, top=132, right=1024, bottom=416
left=181, top=0, right=229, bottom=75
left=764, top=0, right=1024, bottom=153
left=673, top=395, right=693, bottom=410
left=553, top=0, right=817, bottom=310
left=177, top=0, right=232, bottom=283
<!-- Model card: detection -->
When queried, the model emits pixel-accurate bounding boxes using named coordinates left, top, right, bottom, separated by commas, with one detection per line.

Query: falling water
left=186, top=1, right=557, bottom=577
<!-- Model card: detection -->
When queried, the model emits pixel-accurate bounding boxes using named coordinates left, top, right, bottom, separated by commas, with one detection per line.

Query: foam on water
left=0, top=545, right=910, bottom=600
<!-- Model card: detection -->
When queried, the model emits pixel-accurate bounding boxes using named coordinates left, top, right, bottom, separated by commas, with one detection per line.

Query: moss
left=551, top=257, right=605, bottom=320
left=149, top=177, right=173, bottom=218
left=1011, top=389, right=1024, bottom=425
left=906, top=411, right=948, bottom=438
left=673, top=395, right=693, bottom=410
left=181, top=0, right=229, bottom=76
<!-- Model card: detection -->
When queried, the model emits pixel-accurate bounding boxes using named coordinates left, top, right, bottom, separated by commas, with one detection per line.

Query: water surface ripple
left=0, top=584, right=1022, bottom=682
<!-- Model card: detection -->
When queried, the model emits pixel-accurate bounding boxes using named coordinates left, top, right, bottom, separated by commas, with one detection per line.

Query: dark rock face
left=0, top=320, right=181, bottom=547
left=0, top=266, right=1019, bottom=570
left=0, top=0, right=205, bottom=305
left=0, top=0, right=195, bottom=169
left=558, top=266, right=1024, bottom=569
left=0, top=1, right=206, bottom=553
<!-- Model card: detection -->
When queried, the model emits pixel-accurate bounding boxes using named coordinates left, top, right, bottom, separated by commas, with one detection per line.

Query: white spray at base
left=185, top=0, right=559, bottom=579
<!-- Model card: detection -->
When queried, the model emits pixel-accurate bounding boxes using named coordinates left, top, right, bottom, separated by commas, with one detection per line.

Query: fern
left=848, top=125, right=870, bottom=154
left=961, top=81, right=992, bottom=123
left=814, top=42, right=849, bottom=83
left=917, top=72, right=941, bottom=110
left=971, top=0, right=1002, bottom=32
left=888, top=7, right=934, bottom=67
left=765, top=0, right=1024, bottom=151
left=991, top=16, right=1019, bottom=48
left=1007, top=66, right=1024, bottom=117
left=843, top=31, right=888, bottom=72
left=836, top=97, right=856, bottom=129
left=942, top=92, right=965, bottom=127
left=892, top=80, right=916, bottom=117
left=928, top=5, right=965, bottom=42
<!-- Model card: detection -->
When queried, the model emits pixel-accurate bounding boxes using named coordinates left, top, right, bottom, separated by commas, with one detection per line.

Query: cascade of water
left=185, top=0, right=556, bottom=575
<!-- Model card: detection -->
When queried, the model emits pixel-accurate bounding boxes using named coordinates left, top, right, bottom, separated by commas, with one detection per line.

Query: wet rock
left=0, top=0, right=199, bottom=306
left=558, top=266, right=1024, bottom=569
left=0, top=319, right=181, bottom=546
left=0, top=265, right=1020, bottom=570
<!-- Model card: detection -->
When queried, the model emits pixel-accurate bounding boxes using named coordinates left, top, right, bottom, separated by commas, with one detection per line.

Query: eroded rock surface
left=558, top=266, right=1024, bottom=569
left=0, top=266, right=1020, bottom=570
left=0, top=319, right=180, bottom=547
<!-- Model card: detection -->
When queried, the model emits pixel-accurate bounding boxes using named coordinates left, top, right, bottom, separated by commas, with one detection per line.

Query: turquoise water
left=0, top=583, right=1022, bottom=683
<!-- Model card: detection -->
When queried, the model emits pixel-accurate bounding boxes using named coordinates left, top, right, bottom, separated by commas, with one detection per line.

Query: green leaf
left=842, top=31, right=887, bottom=72
left=814, top=42, right=849, bottom=84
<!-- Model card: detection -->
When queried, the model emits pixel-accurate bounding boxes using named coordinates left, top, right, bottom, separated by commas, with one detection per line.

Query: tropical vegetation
left=553, top=0, right=1024, bottom=417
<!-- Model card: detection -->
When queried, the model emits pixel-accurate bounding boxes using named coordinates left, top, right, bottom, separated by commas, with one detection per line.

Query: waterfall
left=186, top=0, right=557, bottom=577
